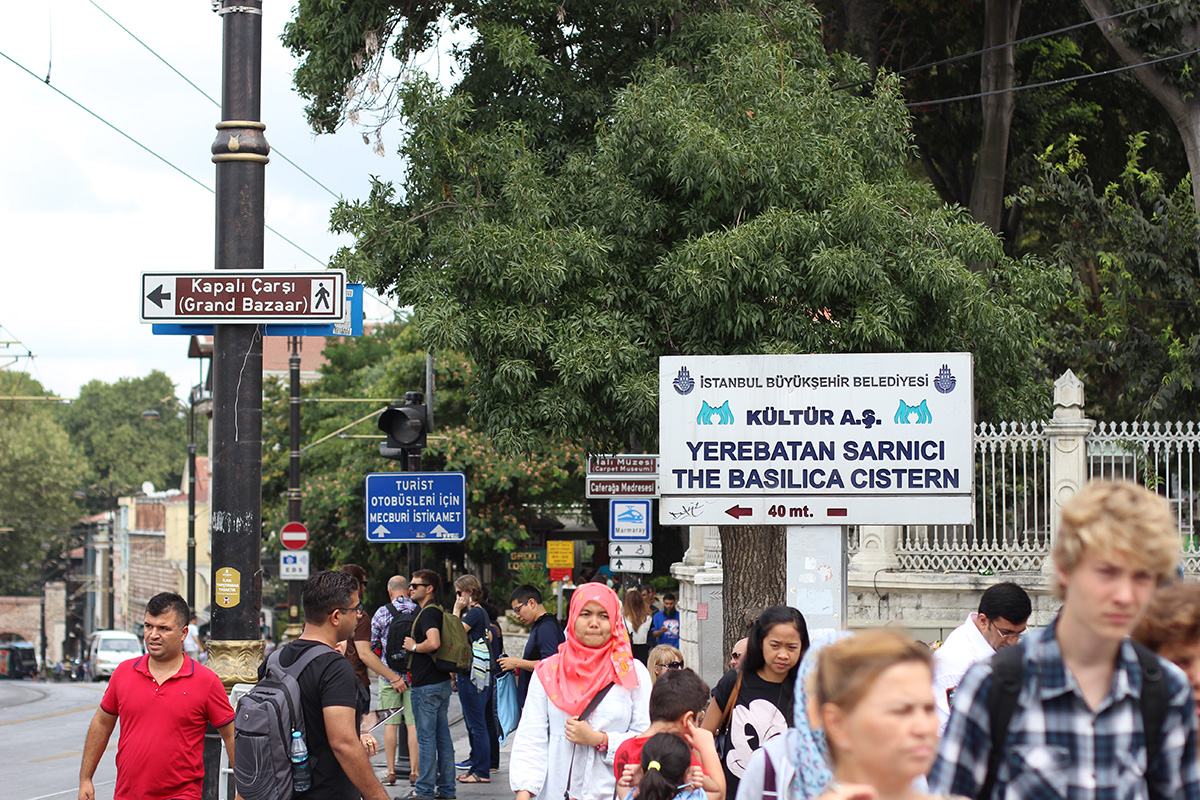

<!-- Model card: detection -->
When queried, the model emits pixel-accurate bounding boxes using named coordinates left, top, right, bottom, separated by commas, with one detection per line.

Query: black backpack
left=384, top=601, right=418, bottom=673
left=979, top=640, right=1168, bottom=800
left=233, top=643, right=327, bottom=800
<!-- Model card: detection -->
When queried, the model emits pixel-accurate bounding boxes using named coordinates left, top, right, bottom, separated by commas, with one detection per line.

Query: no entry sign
left=280, top=522, right=309, bottom=550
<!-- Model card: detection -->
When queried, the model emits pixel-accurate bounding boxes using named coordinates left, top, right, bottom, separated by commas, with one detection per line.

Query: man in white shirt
left=182, top=611, right=201, bottom=660
left=932, top=581, right=1031, bottom=732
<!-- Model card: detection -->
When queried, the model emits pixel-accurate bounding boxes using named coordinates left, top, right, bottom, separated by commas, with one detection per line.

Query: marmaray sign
left=658, top=353, right=973, bottom=527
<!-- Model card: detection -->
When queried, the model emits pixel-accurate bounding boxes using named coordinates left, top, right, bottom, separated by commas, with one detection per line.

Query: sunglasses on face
left=338, top=604, right=365, bottom=615
left=410, top=583, right=430, bottom=588
left=656, top=661, right=684, bottom=671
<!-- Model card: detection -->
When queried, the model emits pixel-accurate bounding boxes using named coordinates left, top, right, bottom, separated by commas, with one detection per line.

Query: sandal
left=385, top=772, right=397, bottom=786
left=457, top=774, right=490, bottom=783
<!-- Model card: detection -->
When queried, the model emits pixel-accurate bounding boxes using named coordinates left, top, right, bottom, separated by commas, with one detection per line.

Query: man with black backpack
left=399, top=569, right=457, bottom=800
left=369, top=574, right=420, bottom=786
left=257, top=570, right=390, bottom=800
left=929, top=480, right=1200, bottom=800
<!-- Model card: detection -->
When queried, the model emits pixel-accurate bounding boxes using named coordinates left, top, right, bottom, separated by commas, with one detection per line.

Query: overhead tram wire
left=87, top=0, right=341, bottom=203
left=0, top=49, right=326, bottom=267
left=85, top=0, right=403, bottom=317
left=905, top=47, right=1200, bottom=110
left=833, top=0, right=1175, bottom=93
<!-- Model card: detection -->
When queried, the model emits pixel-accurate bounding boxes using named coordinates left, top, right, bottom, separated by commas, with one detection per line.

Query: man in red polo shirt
left=78, top=592, right=235, bottom=800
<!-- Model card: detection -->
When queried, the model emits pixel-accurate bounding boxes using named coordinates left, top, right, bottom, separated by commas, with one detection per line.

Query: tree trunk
left=968, top=0, right=1021, bottom=247
left=831, top=0, right=887, bottom=74
left=719, top=525, right=786, bottom=656
left=1081, top=0, right=1200, bottom=227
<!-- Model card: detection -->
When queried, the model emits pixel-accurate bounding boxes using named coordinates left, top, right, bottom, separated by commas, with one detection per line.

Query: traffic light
left=378, top=391, right=427, bottom=460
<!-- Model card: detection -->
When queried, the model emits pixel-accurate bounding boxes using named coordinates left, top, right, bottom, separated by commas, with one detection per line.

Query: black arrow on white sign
left=146, top=284, right=172, bottom=309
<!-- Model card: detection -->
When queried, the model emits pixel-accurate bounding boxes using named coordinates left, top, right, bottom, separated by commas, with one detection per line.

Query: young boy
left=929, top=480, right=1200, bottom=800
left=615, top=668, right=726, bottom=800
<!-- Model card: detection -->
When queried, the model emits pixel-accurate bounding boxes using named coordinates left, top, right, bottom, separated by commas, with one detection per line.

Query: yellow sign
left=546, top=541, right=575, bottom=569
left=215, top=567, right=241, bottom=608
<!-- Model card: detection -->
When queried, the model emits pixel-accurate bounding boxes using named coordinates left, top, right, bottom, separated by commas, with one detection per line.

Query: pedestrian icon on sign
left=313, top=281, right=332, bottom=310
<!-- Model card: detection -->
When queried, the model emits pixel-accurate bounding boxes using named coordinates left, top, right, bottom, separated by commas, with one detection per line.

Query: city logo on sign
left=894, top=399, right=933, bottom=424
left=697, top=400, right=734, bottom=425
left=935, top=364, right=957, bottom=394
left=673, top=366, right=695, bottom=395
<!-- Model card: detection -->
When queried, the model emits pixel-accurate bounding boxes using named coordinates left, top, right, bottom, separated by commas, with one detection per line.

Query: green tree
left=0, top=372, right=87, bottom=595
left=259, top=323, right=584, bottom=597
left=1016, top=133, right=1200, bottom=418
left=57, top=371, right=196, bottom=504
left=293, top=2, right=1063, bottom=639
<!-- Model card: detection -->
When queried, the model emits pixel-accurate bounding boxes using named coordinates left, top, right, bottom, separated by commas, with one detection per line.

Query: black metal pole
left=206, top=2, right=267, bottom=796
left=286, top=337, right=302, bottom=637
left=209, top=0, right=266, bottom=647
left=407, top=450, right=422, bottom=575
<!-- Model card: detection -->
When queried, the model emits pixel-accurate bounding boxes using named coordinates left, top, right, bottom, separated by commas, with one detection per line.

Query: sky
left=1, top=1, right=447, bottom=401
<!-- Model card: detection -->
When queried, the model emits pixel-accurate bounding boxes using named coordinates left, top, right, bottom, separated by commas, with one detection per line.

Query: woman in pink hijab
left=511, top=582, right=653, bottom=800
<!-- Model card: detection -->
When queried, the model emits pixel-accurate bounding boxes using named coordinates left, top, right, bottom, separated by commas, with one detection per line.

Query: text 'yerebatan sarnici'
left=658, top=353, right=974, bottom=527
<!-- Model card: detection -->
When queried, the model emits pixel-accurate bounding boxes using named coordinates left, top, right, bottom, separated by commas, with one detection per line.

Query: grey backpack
left=234, top=643, right=327, bottom=800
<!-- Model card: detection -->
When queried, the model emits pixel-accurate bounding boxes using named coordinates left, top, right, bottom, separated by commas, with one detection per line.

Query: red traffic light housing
left=378, top=391, right=427, bottom=460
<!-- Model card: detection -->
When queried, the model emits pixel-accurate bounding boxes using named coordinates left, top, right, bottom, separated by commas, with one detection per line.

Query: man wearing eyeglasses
left=497, top=584, right=565, bottom=711
left=264, top=570, right=390, bottom=800
left=400, top=570, right=456, bottom=800
left=932, top=580, right=1032, bottom=733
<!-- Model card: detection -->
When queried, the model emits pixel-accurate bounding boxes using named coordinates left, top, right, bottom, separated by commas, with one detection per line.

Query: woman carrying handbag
left=510, top=582, right=653, bottom=800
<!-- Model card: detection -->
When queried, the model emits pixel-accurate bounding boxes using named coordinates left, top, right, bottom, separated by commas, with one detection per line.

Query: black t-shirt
left=260, top=639, right=360, bottom=800
left=411, top=604, right=450, bottom=687
left=711, top=669, right=791, bottom=800
left=518, top=613, right=565, bottom=707
left=463, top=606, right=488, bottom=645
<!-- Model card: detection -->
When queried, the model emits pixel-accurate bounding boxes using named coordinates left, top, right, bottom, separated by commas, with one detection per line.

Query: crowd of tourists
left=77, top=478, right=1200, bottom=800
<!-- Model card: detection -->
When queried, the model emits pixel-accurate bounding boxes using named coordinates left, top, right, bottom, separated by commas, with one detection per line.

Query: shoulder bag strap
left=407, top=606, right=430, bottom=670
left=1132, top=641, right=1169, bottom=800
left=716, top=670, right=745, bottom=736
left=564, top=682, right=616, bottom=800
left=762, top=748, right=777, bottom=800
left=980, top=643, right=1024, bottom=800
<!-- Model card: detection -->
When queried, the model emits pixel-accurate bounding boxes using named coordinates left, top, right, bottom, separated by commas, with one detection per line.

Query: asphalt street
left=0, top=678, right=515, bottom=800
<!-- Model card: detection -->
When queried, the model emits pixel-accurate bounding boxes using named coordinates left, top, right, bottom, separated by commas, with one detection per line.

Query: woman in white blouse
left=510, top=582, right=653, bottom=800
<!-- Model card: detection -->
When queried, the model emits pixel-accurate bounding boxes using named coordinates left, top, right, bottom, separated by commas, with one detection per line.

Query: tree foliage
left=324, top=3, right=1062, bottom=455
left=0, top=372, right=87, bottom=595
left=259, top=323, right=585, bottom=584
left=1016, top=133, right=1200, bottom=418
left=56, top=371, right=198, bottom=502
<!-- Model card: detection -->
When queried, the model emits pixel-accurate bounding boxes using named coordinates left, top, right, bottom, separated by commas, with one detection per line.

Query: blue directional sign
left=609, top=499, right=652, bottom=541
left=365, top=472, right=467, bottom=542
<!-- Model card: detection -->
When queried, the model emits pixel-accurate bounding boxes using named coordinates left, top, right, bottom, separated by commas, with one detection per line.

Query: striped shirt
left=928, top=618, right=1200, bottom=800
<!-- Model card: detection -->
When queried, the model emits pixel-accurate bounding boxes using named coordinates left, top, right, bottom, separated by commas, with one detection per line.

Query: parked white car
left=85, top=630, right=143, bottom=680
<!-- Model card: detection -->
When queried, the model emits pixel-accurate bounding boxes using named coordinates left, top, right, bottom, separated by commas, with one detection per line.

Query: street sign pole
left=206, top=1, right=267, bottom=796
left=285, top=340, right=303, bottom=638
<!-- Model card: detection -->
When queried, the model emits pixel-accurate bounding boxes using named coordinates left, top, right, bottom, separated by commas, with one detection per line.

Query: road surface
left=0, top=680, right=114, bottom=800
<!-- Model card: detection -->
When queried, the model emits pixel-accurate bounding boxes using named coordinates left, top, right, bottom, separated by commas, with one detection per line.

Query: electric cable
left=0, top=48, right=327, bottom=267
left=834, top=0, right=1175, bottom=92
left=905, top=47, right=1200, bottom=109
left=78, top=0, right=405, bottom=315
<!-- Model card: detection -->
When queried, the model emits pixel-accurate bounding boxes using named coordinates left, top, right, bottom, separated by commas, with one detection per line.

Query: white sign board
left=610, top=557, right=653, bottom=574
left=609, top=541, right=653, bottom=558
left=659, top=353, right=973, bottom=526
left=280, top=550, right=310, bottom=580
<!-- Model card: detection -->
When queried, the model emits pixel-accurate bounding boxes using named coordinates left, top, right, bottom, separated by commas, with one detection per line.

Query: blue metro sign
left=609, top=499, right=652, bottom=541
left=365, top=472, right=467, bottom=543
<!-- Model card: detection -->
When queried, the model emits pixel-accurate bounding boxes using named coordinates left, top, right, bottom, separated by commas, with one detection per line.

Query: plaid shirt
left=369, top=596, right=418, bottom=656
left=928, top=619, right=1200, bottom=800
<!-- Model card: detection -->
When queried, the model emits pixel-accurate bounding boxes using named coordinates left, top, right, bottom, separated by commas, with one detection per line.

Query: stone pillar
left=848, top=525, right=900, bottom=572
left=671, top=526, right=727, bottom=685
left=1046, top=370, right=1093, bottom=567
